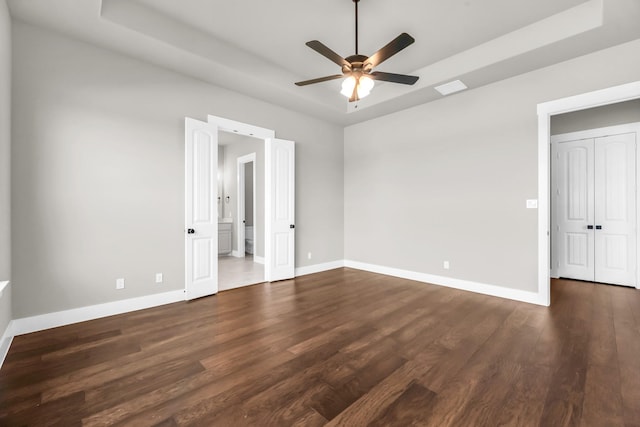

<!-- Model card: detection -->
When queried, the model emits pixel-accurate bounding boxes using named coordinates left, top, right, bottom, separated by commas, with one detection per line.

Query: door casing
left=205, top=115, right=294, bottom=284
left=538, top=81, right=640, bottom=306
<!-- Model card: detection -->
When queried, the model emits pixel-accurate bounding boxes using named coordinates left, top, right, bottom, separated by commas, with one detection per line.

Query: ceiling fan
left=295, top=0, right=419, bottom=102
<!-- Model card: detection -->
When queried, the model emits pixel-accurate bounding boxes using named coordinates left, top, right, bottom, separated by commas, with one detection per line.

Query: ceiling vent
left=434, top=80, right=468, bottom=96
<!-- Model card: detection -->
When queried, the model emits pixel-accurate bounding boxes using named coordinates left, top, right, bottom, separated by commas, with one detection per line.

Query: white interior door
left=554, top=138, right=595, bottom=281
left=553, top=129, right=637, bottom=287
left=185, top=118, right=218, bottom=300
left=265, top=138, right=295, bottom=282
left=594, top=133, right=636, bottom=286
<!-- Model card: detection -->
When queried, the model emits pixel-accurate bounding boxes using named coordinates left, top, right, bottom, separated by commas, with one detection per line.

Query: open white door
left=185, top=118, right=218, bottom=300
left=265, top=138, right=295, bottom=282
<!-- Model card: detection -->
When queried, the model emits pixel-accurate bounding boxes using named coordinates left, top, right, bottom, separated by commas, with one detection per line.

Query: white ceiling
left=7, top=0, right=640, bottom=125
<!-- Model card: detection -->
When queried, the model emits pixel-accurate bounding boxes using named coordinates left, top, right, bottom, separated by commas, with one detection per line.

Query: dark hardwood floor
left=1, top=268, right=639, bottom=426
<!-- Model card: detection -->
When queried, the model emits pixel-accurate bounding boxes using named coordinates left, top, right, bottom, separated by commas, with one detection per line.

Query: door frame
left=550, top=122, right=640, bottom=284
left=236, top=153, right=257, bottom=259
left=537, top=80, right=640, bottom=305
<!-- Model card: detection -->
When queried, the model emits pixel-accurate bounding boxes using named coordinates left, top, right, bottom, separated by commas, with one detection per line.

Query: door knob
left=595, top=225, right=602, bottom=230
left=187, top=228, right=195, bottom=234
left=290, top=224, right=295, bottom=229
left=587, top=225, right=594, bottom=230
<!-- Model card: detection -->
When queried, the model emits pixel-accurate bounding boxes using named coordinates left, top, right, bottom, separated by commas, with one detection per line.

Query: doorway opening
left=184, top=115, right=296, bottom=300
left=537, top=81, right=640, bottom=306
left=217, top=133, right=263, bottom=291
left=550, top=122, right=639, bottom=288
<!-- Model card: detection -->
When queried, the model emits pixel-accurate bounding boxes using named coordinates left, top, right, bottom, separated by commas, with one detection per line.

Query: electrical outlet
left=307, top=252, right=312, bottom=260
left=443, top=261, right=450, bottom=270
left=155, top=273, right=163, bottom=283
left=116, top=278, right=125, bottom=290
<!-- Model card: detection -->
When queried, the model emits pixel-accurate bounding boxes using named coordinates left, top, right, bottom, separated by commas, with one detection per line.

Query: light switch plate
left=526, top=199, right=538, bottom=209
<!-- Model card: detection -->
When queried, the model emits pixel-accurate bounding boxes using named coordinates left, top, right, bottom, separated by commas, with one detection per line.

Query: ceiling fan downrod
left=354, top=0, right=359, bottom=55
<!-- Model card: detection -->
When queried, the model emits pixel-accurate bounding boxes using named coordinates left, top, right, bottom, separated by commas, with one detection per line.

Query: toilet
left=245, top=225, right=254, bottom=255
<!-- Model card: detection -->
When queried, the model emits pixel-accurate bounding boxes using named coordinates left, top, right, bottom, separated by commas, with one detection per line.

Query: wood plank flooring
left=1, top=268, right=639, bottom=426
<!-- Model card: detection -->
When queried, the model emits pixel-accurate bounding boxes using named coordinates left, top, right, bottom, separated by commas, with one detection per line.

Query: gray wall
left=344, top=38, right=640, bottom=293
left=11, top=21, right=344, bottom=318
left=0, top=0, right=12, bottom=333
left=221, top=134, right=264, bottom=257
left=551, top=99, right=640, bottom=135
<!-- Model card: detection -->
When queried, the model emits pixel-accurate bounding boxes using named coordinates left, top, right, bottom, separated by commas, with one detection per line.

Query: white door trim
left=236, top=153, right=257, bottom=258
left=208, top=115, right=275, bottom=140
left=538, top=80, right=640, bottom=305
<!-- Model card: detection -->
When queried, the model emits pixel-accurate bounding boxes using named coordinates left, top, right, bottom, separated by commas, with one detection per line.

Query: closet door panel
left=554, top=139, right=595, bottom=281
left=594, top=133, right=637, bottom=286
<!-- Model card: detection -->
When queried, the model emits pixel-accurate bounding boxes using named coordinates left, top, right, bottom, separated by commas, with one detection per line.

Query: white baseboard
left=10, top=290, right=185, bottom=337
left=254, top=256, right=265, bottom=265
left=0, top=261, right=545, bottom=370
left=295, top=260, right=345, bottom=277
left=344, top=260, right=546, bottom=306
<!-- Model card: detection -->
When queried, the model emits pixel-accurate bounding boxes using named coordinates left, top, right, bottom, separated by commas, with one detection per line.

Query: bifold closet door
left=594, top=133, right=636, bottom=286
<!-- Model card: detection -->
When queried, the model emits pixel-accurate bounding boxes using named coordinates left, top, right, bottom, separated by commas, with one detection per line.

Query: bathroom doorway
left=185, top=114, right=295, bottom=300
left=218, top=134, right=264, bottom=291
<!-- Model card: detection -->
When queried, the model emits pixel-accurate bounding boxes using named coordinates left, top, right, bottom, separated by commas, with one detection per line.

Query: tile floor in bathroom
left=218, top=254, right=265, bottom=291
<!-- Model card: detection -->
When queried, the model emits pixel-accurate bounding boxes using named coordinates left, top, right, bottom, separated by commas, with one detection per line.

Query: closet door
left=554, top=138, right=595, bottom=281
left=594, top=133, right=637, bottom=286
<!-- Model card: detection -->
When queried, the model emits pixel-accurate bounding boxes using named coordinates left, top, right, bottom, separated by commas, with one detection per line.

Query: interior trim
left=295, top=260, right=345, bottom=277
left=10, top=290, right=185, bottom=337
left=537, top=80, right=640, bottom=305
left=344, top=260, right=545, bottom=305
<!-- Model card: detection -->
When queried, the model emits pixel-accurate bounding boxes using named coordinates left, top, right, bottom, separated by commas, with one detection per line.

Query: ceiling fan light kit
left=295, top=0, right=419, bottom=102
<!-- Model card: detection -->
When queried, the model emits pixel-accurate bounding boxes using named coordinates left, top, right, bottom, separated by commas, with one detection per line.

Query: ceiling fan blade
left=370, top=71, right=419, bottom=85
left=306, top=40, right=350, bottom=68
left=366, top=33, right=415, bottom=68
left=349, top=83, right=358, bottom=103
left=295, top=74, right=344, bottom=86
